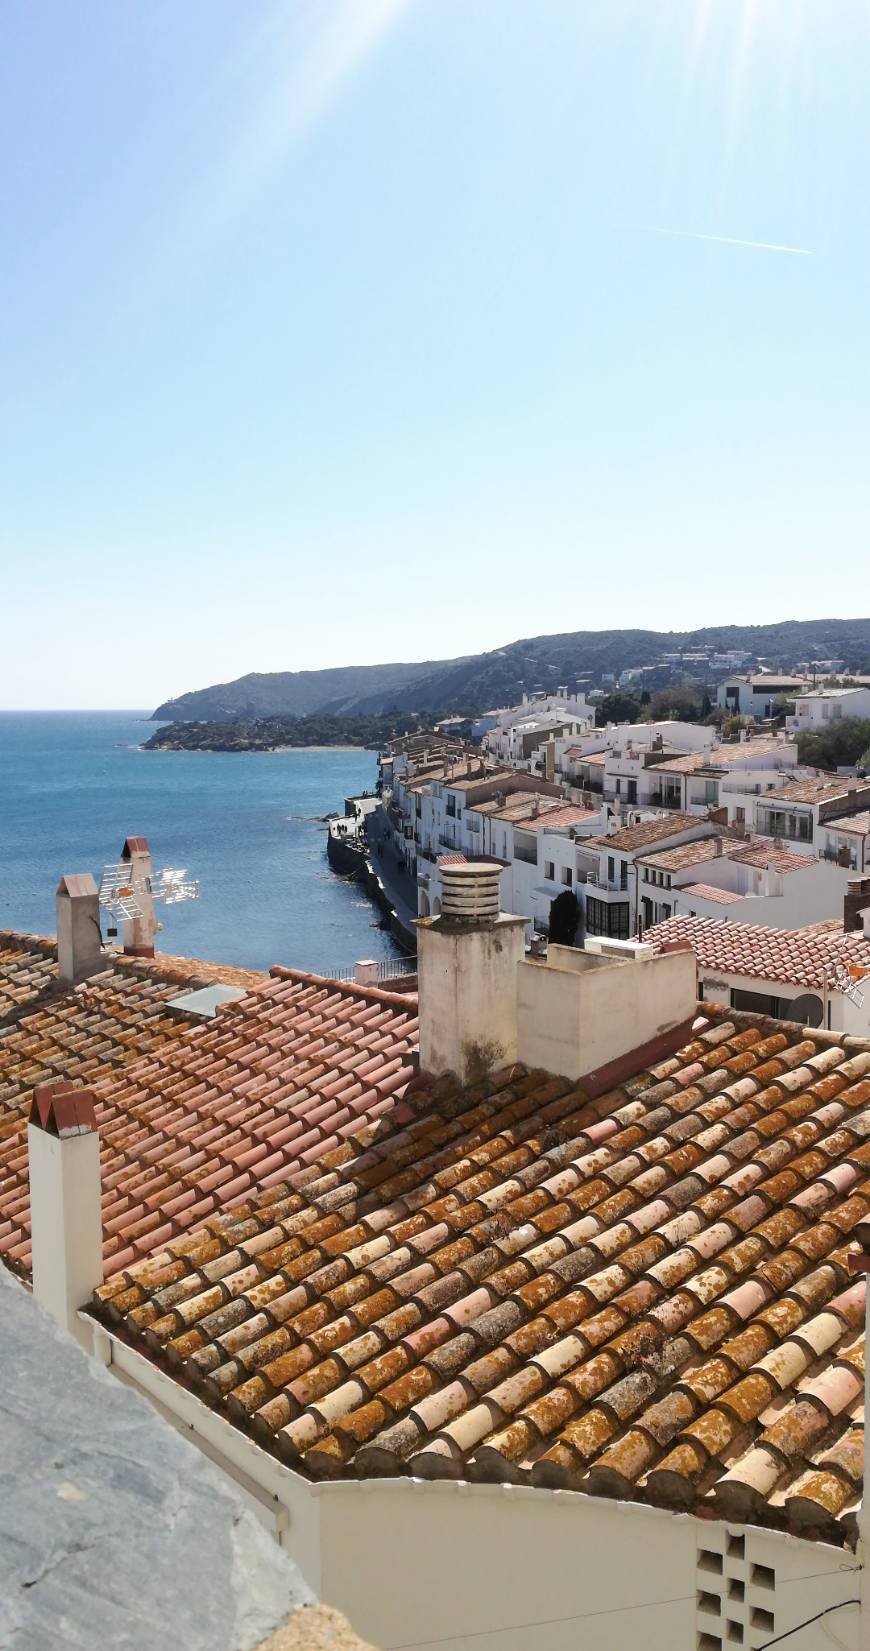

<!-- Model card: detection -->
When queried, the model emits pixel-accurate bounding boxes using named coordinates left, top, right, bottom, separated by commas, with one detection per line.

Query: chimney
left=120, top=836, right=157, bottom=957
left=844, top=875, right=870, bottom=934
left=416, top=865, right=526, bottom=1082
left=544, top=740, right=555, bottom=784
left=56, top=873, right=103, bottom=984
left=28, top=1081, right=103, bottom=1345
left=354, top=959, right=379, bottom=987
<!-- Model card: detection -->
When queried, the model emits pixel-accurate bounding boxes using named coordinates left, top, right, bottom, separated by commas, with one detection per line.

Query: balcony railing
left=755, top=812, right=813, bottom=844
left=647, top=791, right=682, bottom=809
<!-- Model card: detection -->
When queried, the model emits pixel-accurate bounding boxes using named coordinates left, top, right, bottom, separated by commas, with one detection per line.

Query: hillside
left=152, top=659, right=463, bottom=722
left=152, top=619, right=870, bottom=721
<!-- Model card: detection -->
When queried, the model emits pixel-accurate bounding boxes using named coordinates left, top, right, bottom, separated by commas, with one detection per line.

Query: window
left=562, top=867, right=573, bottom=886
left=586, top=898, right=630, bottom=939
left=615, top=778, right=622, bottom=796
left=620, top=861, right=628, bottom=890
left=545, top=860, right=555, bottom=880
left=607, top=855, right=615, bottom=883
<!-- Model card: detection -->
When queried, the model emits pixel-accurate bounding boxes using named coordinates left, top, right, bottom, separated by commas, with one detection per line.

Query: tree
left=549, top=889, right=580, bottom=947
left=649, top=686, right=702, bottom=722
left=796, top=718, right=870, bottom=772
left=595, top=693, right=642, bottom=727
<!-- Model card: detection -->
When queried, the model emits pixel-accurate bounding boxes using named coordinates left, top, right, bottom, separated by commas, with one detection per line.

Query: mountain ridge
left=152, top=619, right=870, bottom=721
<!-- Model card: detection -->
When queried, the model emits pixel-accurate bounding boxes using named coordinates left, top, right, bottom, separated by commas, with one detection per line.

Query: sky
left=1, top=0, right=869, bottom=710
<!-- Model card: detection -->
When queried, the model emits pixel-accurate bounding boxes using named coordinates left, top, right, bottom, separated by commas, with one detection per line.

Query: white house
left=647, top=899, right=870, bottom=1035
left=787, top=685, right=870, bottom=735
left=753, top=778, right=870, bottom=854
left=637, top=838, right=856, bottom=933
left=575, top=814, right=721, bottom=938
left=717, top=674, right=807, bottom=720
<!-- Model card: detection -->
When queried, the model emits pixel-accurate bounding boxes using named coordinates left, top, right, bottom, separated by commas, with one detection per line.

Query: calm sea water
left=0, top=712, right=397, bottom=973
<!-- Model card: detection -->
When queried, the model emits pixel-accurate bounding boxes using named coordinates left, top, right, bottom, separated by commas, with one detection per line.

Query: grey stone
left=0, top=1267, right=312, bottom=1651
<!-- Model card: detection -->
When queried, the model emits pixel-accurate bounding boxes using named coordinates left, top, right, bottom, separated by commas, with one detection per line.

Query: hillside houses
left=370, top=709, right=870, bottom=955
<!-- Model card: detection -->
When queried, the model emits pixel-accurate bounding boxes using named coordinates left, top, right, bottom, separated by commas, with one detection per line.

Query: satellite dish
left=782, top=993, right=824, bottom=1029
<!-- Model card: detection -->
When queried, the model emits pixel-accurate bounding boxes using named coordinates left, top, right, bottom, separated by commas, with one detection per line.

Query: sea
left=0, top=711, right=400, bottom=974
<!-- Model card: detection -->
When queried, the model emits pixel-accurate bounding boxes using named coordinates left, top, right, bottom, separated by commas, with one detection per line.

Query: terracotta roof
left=826, top=812, right=870, bottom=838
left=525, top=806, right=599, bottom=832
left=588, top=816, right=706, bottom=853
left=646, top=753, right=715, bottom=776
left=639, top=839, right=733, bottom=873
left=765, top=779, right=861, bottom=805
left=92, top=1009, right=870, bottom=1546
left=730, top=843, right=816, bottom=875
left=679, top=884, right=745, bottom=906
left=647, top=915, right=870, bottom=990
left=0, top=964, right=418, bottom=1279
left=0, top=931, right=263, bottom=1118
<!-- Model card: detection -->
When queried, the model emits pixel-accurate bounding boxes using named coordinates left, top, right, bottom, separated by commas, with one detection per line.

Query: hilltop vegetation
left=144, top=712, right=426, bottom=752
left=152, top=619, right=870, bottom=722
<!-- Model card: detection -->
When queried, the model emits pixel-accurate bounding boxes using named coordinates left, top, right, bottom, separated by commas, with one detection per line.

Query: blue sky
left=1, top=0, right=868, bottom=709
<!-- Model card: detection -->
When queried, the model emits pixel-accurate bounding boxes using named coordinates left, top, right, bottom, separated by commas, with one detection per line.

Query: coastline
left=139, top=743, right=373, bottom=754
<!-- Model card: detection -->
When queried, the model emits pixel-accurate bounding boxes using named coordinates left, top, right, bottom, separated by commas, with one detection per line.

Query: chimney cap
left=439, top=862, right=501, bottom=924
left=56, top=872, right=99, bottom=899
left=29, top=1080, right=97, bottom=1138
left=121, top=836, right=150, bottom=859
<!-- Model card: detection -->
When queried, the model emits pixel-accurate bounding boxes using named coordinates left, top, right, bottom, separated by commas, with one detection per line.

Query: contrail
left=658, top=229, right=813, bottom=256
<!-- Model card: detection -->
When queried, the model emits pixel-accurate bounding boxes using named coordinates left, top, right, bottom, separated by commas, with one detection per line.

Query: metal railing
left=323, top=956, right=417, bottom=983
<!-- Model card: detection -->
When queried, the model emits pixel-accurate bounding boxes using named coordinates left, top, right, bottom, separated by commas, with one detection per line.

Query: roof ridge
left=267, top=965, right=418, bottom=1011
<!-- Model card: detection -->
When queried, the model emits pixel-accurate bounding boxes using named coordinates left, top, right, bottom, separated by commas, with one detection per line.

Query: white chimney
left=56, top=873, right=103, bottom=984
left=354, top=960, right=379, bottom=987
left=120, top=835, right=157, bottom=957
left=28, top=1081, right=103, bottom=1345
left=416, top=865, right=526, bottom=1082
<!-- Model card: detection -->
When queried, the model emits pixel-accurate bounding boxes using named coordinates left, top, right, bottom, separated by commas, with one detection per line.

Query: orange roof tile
left=0, top=953, right=417, bottom=1279
left=588, top=816, right=708, bottom=853
left=647, top=915, right=870, bottom=990
left=679, top=884, right=745, bottom=906
left=91, top=1008, right=870, bottom=1547
left=0, top=931, right=261, bottom=1117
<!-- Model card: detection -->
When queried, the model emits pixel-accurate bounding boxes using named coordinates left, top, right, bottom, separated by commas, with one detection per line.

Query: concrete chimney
left=354, top=960, right=379, bottom=987
left=28, top=1081, right=103, bottom=1345
left=56, top=873, right=103, bottom=985
left=416, top=864, right=526, bottom=1082
left=120, top=836, right=157, bottom=957
left=844, top=876, right=870, bottom=934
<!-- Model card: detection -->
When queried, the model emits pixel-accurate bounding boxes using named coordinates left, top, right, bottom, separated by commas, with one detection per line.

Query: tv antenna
left=98, top=863, right=199, bottom=924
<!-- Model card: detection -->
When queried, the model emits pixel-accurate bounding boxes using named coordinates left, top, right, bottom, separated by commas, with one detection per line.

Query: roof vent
left=166, top=983, right=246, bottom=1020
left=440, top=863, right=501, bottom=924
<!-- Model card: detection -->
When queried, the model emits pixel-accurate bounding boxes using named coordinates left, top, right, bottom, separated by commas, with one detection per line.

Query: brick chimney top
left=29, top=1080, right=97, bottom=1138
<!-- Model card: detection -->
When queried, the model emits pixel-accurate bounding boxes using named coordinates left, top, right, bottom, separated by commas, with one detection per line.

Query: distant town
left=327, top=670, right=870, bottom=1047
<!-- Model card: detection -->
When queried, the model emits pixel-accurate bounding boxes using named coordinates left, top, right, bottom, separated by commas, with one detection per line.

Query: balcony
left=584, top=873, right=625, bottom=896
left=514, top=842, right=538, bottom=864
left=755, top=810, right=813, bottom=844
left=647, top=791, right=682, bottom=810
